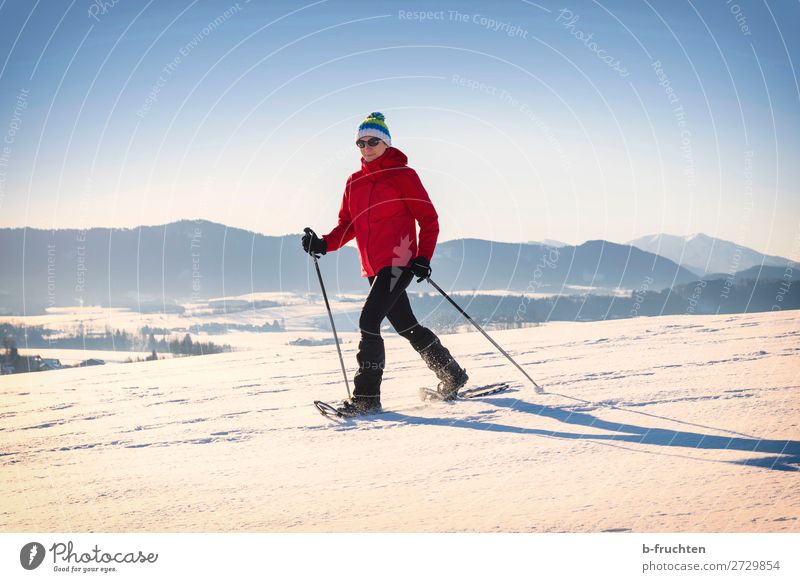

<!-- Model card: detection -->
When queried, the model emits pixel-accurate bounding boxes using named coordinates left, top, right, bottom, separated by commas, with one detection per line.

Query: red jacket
left=322, top=147, right=440, bottom=278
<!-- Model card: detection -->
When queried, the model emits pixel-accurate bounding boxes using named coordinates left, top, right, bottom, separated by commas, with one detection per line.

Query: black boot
left=336, top=397, right=382, bottom=417
left=409, top=328, right=468, bottom=400
left=348, top=336, right=384, bottom=414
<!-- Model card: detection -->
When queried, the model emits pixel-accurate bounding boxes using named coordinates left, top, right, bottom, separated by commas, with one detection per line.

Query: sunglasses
left=356, top=137, right=383, bottom=148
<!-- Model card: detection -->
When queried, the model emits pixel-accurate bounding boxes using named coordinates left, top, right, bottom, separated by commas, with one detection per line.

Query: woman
left=302, top=112, right=468, bottom=417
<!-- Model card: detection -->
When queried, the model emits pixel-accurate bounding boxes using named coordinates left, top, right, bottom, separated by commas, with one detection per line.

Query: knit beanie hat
left=357, top=112, right=391, bottom=147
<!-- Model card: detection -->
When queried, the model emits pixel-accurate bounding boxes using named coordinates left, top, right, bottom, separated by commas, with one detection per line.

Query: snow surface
left=1, top=310, right=798, bottom=532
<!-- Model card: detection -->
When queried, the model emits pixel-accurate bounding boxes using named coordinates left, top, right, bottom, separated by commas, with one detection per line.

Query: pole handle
left=303, top=227, right=323, bottom=259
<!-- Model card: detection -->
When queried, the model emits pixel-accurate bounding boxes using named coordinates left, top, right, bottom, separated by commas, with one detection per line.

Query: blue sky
left=0, top=0, right=798, bottom=259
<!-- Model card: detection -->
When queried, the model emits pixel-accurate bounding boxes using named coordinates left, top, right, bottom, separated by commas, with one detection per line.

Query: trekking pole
left=425, top=276, right=544, bottom=394
left=304, top=228, right=351, bottom=398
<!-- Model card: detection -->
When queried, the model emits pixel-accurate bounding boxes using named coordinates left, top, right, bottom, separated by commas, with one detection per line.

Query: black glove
left=301, top=229, right=327, bottom=257
left=408, top=256, right=431, bottom=282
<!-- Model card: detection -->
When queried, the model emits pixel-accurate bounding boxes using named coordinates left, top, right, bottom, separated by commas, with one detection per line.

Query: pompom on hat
left=357, top=111, right=391, bottom=147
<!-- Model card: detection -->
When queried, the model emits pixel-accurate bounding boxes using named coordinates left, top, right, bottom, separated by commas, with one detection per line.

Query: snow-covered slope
left=1, top=311, right=798, bottom=532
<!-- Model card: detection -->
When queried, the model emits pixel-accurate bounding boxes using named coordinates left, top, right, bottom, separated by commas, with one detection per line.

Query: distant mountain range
left=627, top=233, right=789, bottom=276
left=431, top=237, right=697, bottom=292
left=0, top=220, right=360, bottom=315
left=0, top=221, right=792, bottom=315
left=525, top=239, right=568, bottom=248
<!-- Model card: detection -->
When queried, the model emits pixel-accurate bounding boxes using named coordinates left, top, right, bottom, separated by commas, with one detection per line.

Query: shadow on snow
left=378, top=398, right=800, bottom=472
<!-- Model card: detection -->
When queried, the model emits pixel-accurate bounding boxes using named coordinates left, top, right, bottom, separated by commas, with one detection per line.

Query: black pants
left=353, top=266, right=437, bottom=398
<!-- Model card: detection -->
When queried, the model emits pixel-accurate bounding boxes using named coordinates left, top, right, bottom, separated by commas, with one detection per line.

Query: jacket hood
left=361, top=146, right=408, bottom=175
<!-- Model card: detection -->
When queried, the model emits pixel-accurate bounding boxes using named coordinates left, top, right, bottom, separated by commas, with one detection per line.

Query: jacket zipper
left=365, top=178, right=376, bottom=275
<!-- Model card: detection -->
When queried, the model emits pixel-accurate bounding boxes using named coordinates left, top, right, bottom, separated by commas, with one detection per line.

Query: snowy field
left=1, top=310, right=798, bottom=532
left=1, top=284, right=619, bottom=340
left=0, top=293, right=356, bottom=334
